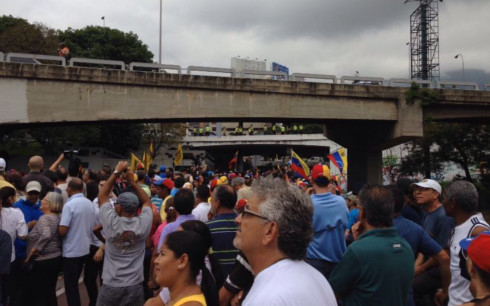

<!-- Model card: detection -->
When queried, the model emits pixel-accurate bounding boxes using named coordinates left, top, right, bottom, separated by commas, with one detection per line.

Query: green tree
left=400, top=122, right=490, bottom=182
left=142, top=123, right=187, bottom=160
left=0, top=15, right=59, bottom=54
left=58, top=26, right=153, bottom=63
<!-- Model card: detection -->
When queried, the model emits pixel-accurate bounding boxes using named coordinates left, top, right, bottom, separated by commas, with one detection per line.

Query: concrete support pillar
left=347, top=147, right=383, bottom=193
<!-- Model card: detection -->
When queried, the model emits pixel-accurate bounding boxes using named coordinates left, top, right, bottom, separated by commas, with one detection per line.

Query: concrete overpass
left=1, top=62, right=490, bottom=190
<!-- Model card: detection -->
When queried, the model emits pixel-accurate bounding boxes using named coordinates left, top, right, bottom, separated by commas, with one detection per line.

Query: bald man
left=23, top=155, right=54, bottom=198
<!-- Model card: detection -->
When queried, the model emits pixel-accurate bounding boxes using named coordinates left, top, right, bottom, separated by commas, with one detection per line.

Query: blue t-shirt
left=307, top=192, right=349, bottom=263
left=422, top=206, right=454, bottom=248
left=14, top=199, right=43, bottom=259
left=347, top=208, right=359, bottom=230
left=393, top=215, right=442, bottom=257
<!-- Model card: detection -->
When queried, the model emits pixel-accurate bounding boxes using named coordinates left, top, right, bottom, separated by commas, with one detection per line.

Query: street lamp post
left=454, top=54, right=465, bottom=81
left=158, top=0, right=163, bottom=64
left=406, top=42, right=411, bottom=79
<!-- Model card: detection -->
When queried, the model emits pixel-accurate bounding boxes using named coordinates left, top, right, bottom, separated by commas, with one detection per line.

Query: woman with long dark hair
left=179, top=220, right=224, bottom=289
left=145, top=231, right=219, bottom=306
left=0, top=186, right=27, bottom=305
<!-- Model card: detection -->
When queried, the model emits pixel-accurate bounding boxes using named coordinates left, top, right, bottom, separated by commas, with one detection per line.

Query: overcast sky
left=3, top=0, right=490, bottom=82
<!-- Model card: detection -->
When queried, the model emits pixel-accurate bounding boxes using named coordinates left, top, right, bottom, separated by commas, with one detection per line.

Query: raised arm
left=98, top=161, right=127, bottom=207
left=49, top=153, right=65, bottom=171
left=124, top=170, right=151, bottom=209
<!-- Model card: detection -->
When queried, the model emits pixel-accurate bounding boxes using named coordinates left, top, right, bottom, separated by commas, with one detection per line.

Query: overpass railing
left=5, top=53, right=66, bottom=66
left=389, top=79, right=432, bottom=87
left=291, top=73, right=337, bottom=83
left=187, top=66, right=235, bottom=77
left=129, top=62, right=182, bottom=74
left=241, top=70, right=288, bottom=80
left=340, top=76, right=384, bottom=85
left=1, top=52, right=489, bottom=91
left=437, top=81, right=479, bottom=90
left=69, top=58, right=125, bottom=70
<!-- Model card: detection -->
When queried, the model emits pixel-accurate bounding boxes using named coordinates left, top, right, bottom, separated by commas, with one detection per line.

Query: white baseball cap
left=0, top=158, right=5, bottom=171
left=26, top=181, right=42, bottom=193
left=411, top=179, right=442, bottom=194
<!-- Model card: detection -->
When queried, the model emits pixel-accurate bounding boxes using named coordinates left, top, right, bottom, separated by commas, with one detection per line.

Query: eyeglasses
left=241, top=206, right=269, bottom=221
left=413, top=187, right=432, bottom=193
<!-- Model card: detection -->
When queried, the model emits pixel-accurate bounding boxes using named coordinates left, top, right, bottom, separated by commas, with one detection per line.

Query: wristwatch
left=113, top=170, right=121, bottom=177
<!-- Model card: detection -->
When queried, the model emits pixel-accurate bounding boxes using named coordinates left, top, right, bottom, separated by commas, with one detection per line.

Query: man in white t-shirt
left=234, top=177, right=337, bottom=306
left=441, top=180, right=489, bottom=306
left=192, top=184, right=211, bottom=222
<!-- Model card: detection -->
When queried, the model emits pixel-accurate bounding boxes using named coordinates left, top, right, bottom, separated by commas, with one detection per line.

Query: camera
left=63, top=150, right=79, bottom=160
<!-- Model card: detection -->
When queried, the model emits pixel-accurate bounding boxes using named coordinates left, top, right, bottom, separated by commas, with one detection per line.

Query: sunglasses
left=241, top=205, right=269, bottom=221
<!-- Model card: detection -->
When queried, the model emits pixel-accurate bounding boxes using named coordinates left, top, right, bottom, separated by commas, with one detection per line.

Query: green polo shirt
left=329, top=227, right=414, bottom=306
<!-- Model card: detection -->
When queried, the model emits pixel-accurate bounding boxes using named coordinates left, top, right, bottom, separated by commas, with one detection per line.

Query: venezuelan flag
left=228, top=150, right=239, bottom=169
left=328, top=148, right=348, bottom=174
left=291, top=150, right=310, bottom=179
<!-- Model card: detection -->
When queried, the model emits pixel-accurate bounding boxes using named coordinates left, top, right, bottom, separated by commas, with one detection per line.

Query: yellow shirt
left=0, top=176, right=15, bottom=190
left=160, top=195, right=172, bottom=221
left=174, top=294, right=206, bottom=306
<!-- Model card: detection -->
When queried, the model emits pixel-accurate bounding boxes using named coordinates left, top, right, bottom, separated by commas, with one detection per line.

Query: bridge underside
left=1, top=62, right=490, bottom=191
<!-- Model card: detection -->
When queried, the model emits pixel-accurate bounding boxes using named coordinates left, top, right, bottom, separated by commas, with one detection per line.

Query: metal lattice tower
left=406, top=0, right=440, bottom=83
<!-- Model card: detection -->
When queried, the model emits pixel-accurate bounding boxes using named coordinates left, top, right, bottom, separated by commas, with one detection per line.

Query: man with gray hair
left=96, top=161, right=153, bottom=306
left=232, top=176, right=252, bottom=202
left=234, top=177, right=336, bottom=305
left=441, top=180, right=489, bottom=306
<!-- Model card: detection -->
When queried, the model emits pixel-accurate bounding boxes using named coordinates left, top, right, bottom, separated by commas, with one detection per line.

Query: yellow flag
left=144, top=150, right=152, bottom=173
left=174, top=144, right=183, bottom=166
left=149, top=141, right=154, bottom=158
left=130, top=153, right=143, bottom=171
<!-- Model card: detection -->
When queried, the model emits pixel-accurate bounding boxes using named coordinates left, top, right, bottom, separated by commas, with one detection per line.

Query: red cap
left=210, top=179, right=218, bottom=190
left=155, top=178, right=174, bottom=190
left=236, top=198, right=247, bottom=212
left=460, top=231, right=490, bottom=272
left=311, top=164, right=331, bottom=180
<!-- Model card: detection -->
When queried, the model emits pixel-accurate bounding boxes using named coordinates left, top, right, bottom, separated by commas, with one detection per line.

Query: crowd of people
left=0, top=153, right=489, bottom=306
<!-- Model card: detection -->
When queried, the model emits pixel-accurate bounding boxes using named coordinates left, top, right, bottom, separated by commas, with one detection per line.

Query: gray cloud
left=2, top=0, right=489, bottom=81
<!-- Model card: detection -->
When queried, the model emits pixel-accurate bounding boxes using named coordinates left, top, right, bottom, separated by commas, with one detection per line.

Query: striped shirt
left=206, top=213, right=239, bottom=277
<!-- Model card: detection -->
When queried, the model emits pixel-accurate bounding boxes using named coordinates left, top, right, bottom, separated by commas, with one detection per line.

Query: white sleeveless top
left=448, top=213, right=489, bottom=306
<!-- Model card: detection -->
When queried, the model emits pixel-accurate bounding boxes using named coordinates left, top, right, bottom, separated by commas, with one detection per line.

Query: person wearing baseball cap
left=96, top=161, right=153, bottom=305
left=154, top=179, right=174, bottom=221
left=305, top=164, right=349, bottom=279
left=459, top=232, right=490, bottom=305
left=0, top=157, right=15, bottom=191
left=412, top=178, right=455, bottom=305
